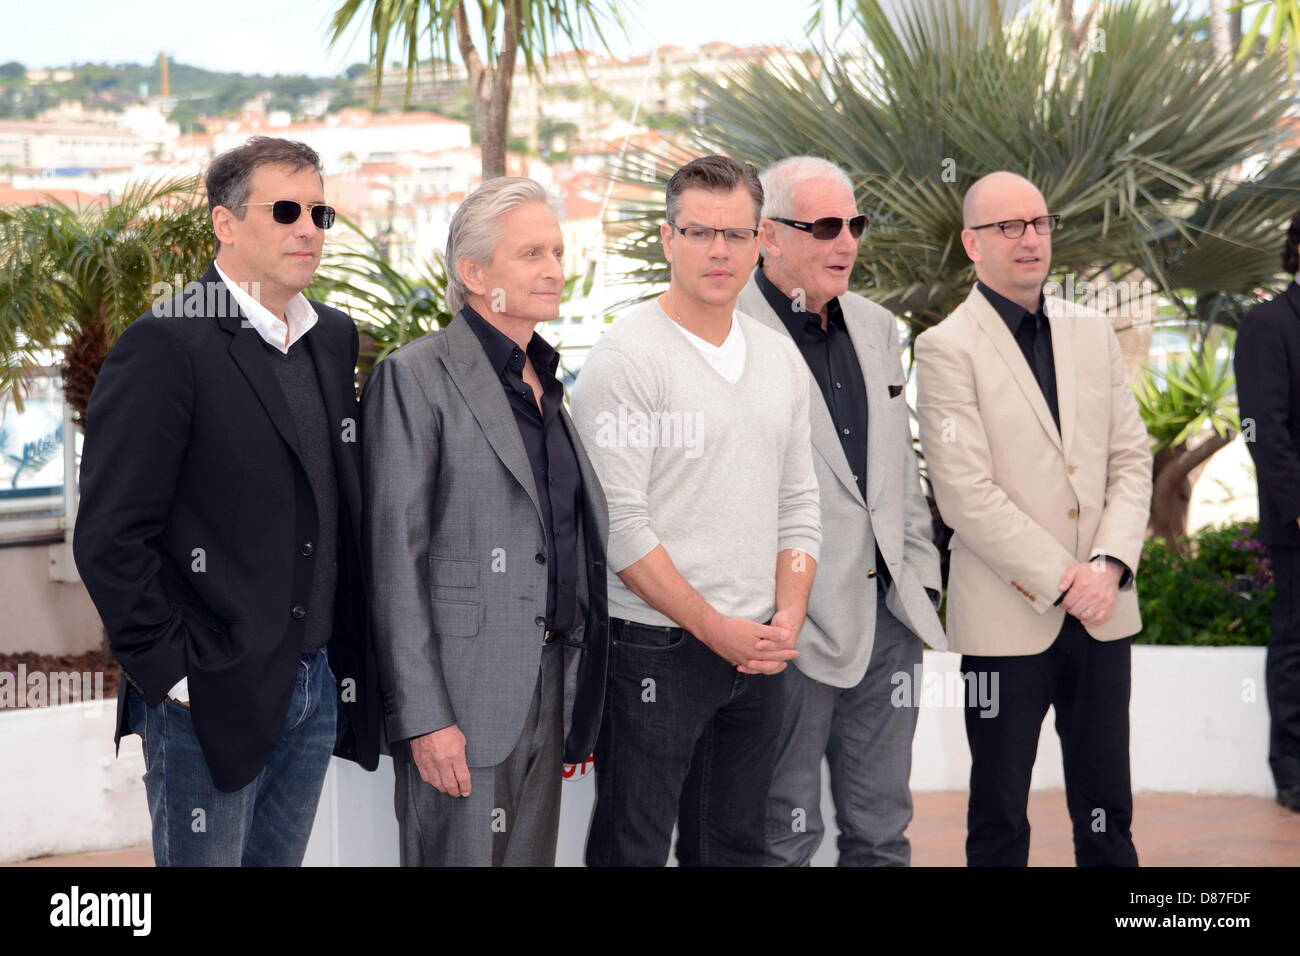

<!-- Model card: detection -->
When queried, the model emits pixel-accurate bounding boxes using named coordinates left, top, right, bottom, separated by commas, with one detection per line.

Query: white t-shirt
left=667, top=309, right=746, bottom=384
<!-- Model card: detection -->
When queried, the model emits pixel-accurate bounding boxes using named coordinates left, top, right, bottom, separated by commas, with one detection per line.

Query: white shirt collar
left=213, top=260, right=317, bottom=354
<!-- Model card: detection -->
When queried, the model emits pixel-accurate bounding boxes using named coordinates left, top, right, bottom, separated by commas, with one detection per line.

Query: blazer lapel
left=1285, top=279, right=1300, bottom=320
left=560, top=405, right=602, bottom=524
left=208, top=267, right=308, bottom=469
left=740, top=276, right=867, bottom=509
left=1044, top=296, right=1077, bottom=460
left=306, top=313, right=363, bottom=544
left=441, top=313, right=543, bottom=524
left=967, top=285, right=1064, bottom=454
left=842, top=311, right=888, bottom=508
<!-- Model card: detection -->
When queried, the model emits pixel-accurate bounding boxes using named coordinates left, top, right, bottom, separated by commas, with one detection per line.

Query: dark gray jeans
left=585, top=616, right=784, bottom=867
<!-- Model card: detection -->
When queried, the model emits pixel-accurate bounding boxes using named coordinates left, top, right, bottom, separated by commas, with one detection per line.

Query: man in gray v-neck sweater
left=571, top=154, right=821, bottom=866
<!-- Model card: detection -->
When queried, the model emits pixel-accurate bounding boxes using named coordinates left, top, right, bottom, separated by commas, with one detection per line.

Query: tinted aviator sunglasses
left=771, top=214, right=868, bottom=240
left=240, top=200, right=336, bottom=230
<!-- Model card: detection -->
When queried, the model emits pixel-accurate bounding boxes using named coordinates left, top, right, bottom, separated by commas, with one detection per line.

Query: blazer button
left=1067, top=465, right=1078, bottom=475
left=1067, top=507, right=1079, bottom=518
left=301, top=542, right=314, bottom=556
left=535, top=552, right=546, bottom=564
left=867, top=569, right=877, bottom=578
left=535, top=616, right=545, bottom=627
left=292, top=606, right=307, bottom=619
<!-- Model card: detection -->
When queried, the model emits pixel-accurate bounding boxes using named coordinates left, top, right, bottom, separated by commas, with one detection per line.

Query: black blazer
left=1235, top=280, right=1300, bottom=548
left=74, top=263, right=382, bottom=792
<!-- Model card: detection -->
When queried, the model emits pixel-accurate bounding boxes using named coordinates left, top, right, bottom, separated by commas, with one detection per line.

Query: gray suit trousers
left=394, top=641, right=564, bottom=866
left=765, top=589, right=923, bottom=866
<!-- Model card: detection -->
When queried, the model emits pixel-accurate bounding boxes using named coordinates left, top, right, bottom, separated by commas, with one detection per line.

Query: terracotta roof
left=0, top=186, right=109, bottom=207
left=416, top=190, right=465, bottom=204
left=357, top=162, right=414, bottom=176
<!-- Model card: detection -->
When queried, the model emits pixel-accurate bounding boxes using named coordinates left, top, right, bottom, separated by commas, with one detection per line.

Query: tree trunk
left=1058, top=0, right=1076, bottom=54
left=1209, top=0, right=1231, bottom=60
left=454, top=0, right=517, bottom=181
left=1148, top=434, right=1234, bottom=547
left=63, top=306, right=110, bottom=428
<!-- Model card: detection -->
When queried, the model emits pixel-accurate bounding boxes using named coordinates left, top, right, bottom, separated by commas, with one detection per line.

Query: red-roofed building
left=204, top=109, right=471, bottom=172
left=0, top=186, right=109, bottom=208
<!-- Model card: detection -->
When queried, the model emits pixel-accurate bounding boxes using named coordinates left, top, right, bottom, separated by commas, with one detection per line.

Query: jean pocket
left=163, top=696, right=193, bottom=716
left=614, top=620, right=687, bottom=651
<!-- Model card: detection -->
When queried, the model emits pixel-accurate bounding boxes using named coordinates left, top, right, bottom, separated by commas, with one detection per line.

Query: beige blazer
left=914, top=284, right=1152, bottom=656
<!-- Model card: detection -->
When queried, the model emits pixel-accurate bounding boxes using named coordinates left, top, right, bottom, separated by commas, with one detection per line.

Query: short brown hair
left=665, top=154, right=763, bottom=226
left=205, top=136, right=323, bottom=250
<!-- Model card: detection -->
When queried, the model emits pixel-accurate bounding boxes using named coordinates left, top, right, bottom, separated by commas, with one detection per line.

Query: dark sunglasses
left=240, top=200, right=336, bottom=230
left=770, top=214, right=868, bottom=240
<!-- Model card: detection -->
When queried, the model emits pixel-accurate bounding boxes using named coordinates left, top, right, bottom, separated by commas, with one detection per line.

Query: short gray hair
left=759, top=156, right=855, bottom=222
left=445, top=177, right=563, bottom=313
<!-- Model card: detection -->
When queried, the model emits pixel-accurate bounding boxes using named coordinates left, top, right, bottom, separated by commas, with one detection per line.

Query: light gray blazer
left=738, top=273, right=947, bottom=688
left=361, top=313, right=609, bottom=767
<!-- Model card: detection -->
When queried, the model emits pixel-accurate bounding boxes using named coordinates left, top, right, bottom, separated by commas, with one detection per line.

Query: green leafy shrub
left=1136, top=522, right=1274, bottom=646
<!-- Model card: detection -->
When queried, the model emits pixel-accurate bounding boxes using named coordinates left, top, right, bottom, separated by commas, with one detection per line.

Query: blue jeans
left=586, top=618, right=784, bottom=866
left=125, top=649, right=337, bottom=866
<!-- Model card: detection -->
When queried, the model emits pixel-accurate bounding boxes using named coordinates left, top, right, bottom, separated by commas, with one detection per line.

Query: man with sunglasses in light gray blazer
left=737, top=156, right=947, bottom=867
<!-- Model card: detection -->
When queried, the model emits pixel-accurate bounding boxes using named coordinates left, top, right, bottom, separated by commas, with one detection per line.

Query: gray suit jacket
left=738, top=273, right=946, bottom=688
left=361, top=313, right=609, bottom=767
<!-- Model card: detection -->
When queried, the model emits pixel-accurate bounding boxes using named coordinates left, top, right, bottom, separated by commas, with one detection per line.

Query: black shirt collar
left=976, top=280, right=1046, bottom=336
left=755, top=266, right=845, bottom=338
left=461, top=305, right=559, bottom=379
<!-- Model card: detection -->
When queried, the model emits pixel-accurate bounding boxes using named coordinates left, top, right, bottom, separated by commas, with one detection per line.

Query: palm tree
left=611, top=0, right=1299, bottom=334
left=1238, top=0, right=1300, bottom=69
left=328, top=0, right=631, bottom=180
left=0, top=177, right=211, bottom=424
left=606, top=0, right=1300, bottom=542
left=305, top=217, right=454, bottom=386
left=1133, top=345, right=1241, bottom=545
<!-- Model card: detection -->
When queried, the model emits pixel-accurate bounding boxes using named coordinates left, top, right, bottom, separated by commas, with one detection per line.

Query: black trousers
left=962, top=616, right=1138, bottom=867
left=1268, top=547, right=1300, bottom=793
left=585, top=617, right=784, bottom=867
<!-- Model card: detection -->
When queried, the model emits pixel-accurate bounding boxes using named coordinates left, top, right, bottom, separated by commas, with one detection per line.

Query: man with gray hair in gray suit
left=736, top=156, right=947, bottom=866
left=362, top=176, right=609, bottom=866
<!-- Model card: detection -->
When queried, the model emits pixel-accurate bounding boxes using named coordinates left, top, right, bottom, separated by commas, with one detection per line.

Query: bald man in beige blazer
left=915, top=171, right=1151, bottom=867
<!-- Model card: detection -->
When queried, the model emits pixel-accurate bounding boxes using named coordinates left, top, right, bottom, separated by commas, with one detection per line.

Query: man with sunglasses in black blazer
left=74, top=136, right=382, bottom=866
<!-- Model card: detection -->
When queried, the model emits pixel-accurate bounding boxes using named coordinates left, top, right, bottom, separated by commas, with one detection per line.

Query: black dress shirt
left=976, top=280, right=1059, bottom=431
left=757, top=267, right=890, bottom=588
left=975, top=282, right=1131, bottom=592
left=463, top=306, right=582, bottom=633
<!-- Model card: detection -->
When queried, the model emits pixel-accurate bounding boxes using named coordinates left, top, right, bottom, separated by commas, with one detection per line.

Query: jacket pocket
left=429, top=555, right=479, bottom=588
left=430, top=598, right=481, bottom=638
left=176, top=601, right=226, bottom=635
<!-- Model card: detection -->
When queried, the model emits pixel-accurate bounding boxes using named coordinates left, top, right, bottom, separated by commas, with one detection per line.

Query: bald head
left=963, top=171, right=1045, bottom=228
left=960, top=171, right=1053, bottom=312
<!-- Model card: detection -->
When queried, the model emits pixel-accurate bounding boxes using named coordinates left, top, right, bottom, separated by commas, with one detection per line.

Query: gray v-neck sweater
left=571, top=300, right=821, bottom=627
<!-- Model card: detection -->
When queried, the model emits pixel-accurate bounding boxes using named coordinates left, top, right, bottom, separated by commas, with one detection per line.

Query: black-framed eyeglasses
left=667, top=221, right=760, bottom=245
left=240, top=200, right=336, bottom=230
left=770, top=214, right=868, bottom=240
left=968, top=214, right=1060, bottom=239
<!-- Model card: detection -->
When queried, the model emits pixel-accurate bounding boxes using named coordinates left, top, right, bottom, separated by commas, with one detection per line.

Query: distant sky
left=3, top=0, right=832, bottom=77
